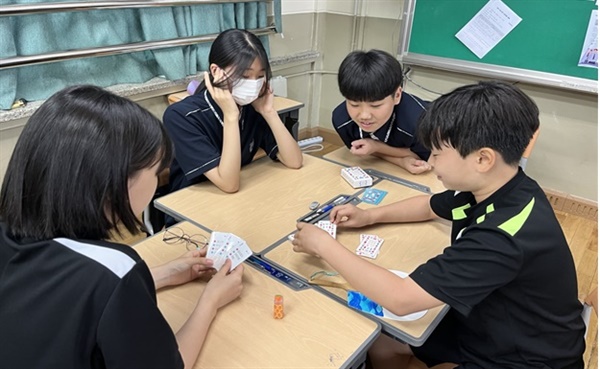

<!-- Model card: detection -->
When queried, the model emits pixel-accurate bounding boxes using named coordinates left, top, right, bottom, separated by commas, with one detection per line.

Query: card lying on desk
left=206, top=232, right=252, bottom=271
left=362, top=188, right=388, bottom=205
left=356, top=234, right=384, bottom=259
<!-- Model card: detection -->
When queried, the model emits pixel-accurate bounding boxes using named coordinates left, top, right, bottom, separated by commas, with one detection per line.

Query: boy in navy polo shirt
left=332, top=49, right=431, bottom=174
left=294, top=81, right=585, bottom=368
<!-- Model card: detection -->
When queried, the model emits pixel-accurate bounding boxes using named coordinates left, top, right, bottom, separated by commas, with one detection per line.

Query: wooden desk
left=262, top=178, right=451, bottom=346
left=168, top=91, right=304, bottom=139
left=324, top=147, right=446, bottom=194
left=154, top=154, right=362, bottom=253
left=134, top=222, right=380, bottom=369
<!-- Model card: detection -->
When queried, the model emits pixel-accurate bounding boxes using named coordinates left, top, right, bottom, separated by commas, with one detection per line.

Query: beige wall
left=1, top=1, right=597, bottom=202
left=271, top=5, right=598, bottom=202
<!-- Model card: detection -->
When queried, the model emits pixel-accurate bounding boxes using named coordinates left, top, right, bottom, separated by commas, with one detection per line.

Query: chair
left=519, top=128, right=540, bottom=170
left=582, top=286, right=598, bottom=339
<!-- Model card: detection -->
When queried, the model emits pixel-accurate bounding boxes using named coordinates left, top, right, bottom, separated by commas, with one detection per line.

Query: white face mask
left=231, top=77, right=265, bottom=106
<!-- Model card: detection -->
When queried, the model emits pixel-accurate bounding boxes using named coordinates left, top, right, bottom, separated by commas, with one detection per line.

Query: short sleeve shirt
left=332, top=92, right=430, bottom=160
left=410, top=170, right=585, bottom=368
left=0, top=224, right=184, bottom=369
left=163, top=89, right=279, bottom=192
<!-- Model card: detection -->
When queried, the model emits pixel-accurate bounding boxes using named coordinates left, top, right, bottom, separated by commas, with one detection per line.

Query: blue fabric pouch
left=347, top=290, right=384, bottom=316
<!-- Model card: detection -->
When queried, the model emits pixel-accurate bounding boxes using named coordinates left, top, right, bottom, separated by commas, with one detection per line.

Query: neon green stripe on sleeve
left=498, top=198, right=535, bottom=236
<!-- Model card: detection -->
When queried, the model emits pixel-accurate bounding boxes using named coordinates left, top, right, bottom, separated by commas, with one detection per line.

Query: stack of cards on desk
left=341, top=166, right=372, bottom=188
left=356, top=234, right=384, bottom=259
left=317, top=220, right=337, bottom=238
left=206, top=231, right=252, bottom=271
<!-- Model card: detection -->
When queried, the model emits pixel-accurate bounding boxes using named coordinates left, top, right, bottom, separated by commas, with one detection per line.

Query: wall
left=0, top=0, right=596, bottom=201
left=273, top=0, right=598, bottom=201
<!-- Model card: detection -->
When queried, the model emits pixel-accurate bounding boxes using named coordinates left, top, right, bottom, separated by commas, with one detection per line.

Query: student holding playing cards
left=292, top=81, right=585, bottom=368
left=163, top=29, right=303, bottom=199
left=332, top=49, right=431, bottom=174
left=0, top=85, right=244, bottom=369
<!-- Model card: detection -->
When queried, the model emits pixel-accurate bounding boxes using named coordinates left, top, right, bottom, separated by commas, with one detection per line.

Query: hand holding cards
left=316, top=220, right=337, bottom=238
left=206, top=231, right=252, bottom=271
left=288, top=221, right=337, bottom=242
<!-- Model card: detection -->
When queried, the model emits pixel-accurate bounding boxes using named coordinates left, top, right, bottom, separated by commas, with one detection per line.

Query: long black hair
left=0, top=85, right=173, bottom=241
left=194, top=28, right=271, bottom=96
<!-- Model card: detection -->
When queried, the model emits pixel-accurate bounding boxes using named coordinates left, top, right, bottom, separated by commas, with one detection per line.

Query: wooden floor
left=309, top=143, right=598, bottom=369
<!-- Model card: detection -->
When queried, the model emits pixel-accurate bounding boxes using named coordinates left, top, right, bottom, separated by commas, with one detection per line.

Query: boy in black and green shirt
left=291, top=81, right=585, bottom=368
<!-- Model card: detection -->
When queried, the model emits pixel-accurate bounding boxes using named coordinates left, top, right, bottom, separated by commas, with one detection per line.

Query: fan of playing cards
left=206, top=231, right=253, bottom=271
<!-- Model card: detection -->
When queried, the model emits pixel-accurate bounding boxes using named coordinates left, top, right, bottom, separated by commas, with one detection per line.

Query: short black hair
left=195, top=28, right=271, bottom=97
left=0, top=85, right=173, bottom=241
left=338, top=49, right=404, bottom=102
left=417, top=81, right=540, bottom=165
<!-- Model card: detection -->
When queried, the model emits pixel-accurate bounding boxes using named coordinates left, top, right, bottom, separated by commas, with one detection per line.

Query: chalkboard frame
left=398, top=0, right=598, bottom=94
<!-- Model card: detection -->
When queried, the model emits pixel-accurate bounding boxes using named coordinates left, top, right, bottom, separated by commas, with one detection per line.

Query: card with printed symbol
left=341, top=166, right=372, bottom=188
left=361, top=188, right=388, bottom=205
left=356, top=234, right=384, bottom=259
left=317, top=220, right=337, bottom=239
left=207, top=231, right=252, bottom=271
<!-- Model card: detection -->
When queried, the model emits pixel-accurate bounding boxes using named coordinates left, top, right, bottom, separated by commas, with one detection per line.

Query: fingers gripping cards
left=206, top=232, right=252, bottom=271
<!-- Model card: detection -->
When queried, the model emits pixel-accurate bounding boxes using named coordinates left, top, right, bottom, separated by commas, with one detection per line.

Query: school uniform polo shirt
left=163, top=89, right=279, bottom=193
left=410, top=169, right=585, bottom=368
left=0, top=224, right=184, bottom=369
left=332, top=92, right=430, bottom=160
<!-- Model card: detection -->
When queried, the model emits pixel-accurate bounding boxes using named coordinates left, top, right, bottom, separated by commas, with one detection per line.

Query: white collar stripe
left=406, top=93, right=427, bottom=111
left=396, top=127, right=414, bottom=137
left=54, top=238, right=135, bottom=278
left=337, top=119, right=354, bottom=129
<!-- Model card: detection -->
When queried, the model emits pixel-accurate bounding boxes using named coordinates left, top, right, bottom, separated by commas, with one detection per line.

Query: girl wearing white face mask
left=163, top=29, right=303, bottom=207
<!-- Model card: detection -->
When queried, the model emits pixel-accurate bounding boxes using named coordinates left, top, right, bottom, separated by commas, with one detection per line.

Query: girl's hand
left=204, top=71, right=239, bottom=121
left=200, top=259, right=244, bottom=310
left=152, top=249, right=216, bottom=290
left=251, top=84, right=275, bottom=116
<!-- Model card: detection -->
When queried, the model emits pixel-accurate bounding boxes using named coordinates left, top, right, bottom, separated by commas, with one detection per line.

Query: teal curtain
left=0, top=0, right=279, bottom=110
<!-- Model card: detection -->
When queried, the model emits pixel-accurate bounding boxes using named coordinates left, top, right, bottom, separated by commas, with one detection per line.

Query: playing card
left=207, top=232, right=252, bottom=271
left=317, top=220, right=337, bottom=239
left=356, top=234, right=384, bottom=259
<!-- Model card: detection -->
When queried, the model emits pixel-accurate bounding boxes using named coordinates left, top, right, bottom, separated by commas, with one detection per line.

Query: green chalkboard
left=399, top=0, right=598, bottom=93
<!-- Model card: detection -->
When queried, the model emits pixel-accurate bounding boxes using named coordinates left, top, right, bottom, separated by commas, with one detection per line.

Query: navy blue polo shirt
left=332, top=92, right=430, bottom=160
left=163, top=89, right=279, bottom=193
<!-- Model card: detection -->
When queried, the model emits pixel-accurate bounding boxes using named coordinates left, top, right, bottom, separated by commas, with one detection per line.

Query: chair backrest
left=582, top=286, right=598, bottom=339
left=519, top=128, right=540, bottom=170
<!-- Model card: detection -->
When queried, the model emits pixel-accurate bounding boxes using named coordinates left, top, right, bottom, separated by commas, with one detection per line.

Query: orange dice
left=273, top=295, right=284, bottom=319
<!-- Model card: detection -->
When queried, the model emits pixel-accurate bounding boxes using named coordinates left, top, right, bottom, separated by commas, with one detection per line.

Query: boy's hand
left=204, top=71, right=239, bottom=121
left=291, top=222, right=332, bottom=258
left=400, top=157, right=432, bottom=174
left=329, top=204, right=373, bottom=228
left=350, top=138, right=379, bottom=156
